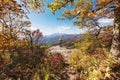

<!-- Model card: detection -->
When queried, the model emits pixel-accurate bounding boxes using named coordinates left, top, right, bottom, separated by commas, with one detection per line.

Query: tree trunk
left=110, top=0, right=120, bottom=57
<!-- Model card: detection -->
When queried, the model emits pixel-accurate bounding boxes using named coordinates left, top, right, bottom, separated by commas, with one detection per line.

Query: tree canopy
left=48, top=0, right=114, bottom=26
left=0, top=0, right=44, bottom=19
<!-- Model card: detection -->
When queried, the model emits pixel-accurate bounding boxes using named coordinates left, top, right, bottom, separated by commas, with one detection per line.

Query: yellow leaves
left=33, top=72, right=40, bottom=80
left=2, top=39, right=15, bottom=47
left=48, top=3, right=61, bottom=14
left=71, top=10, right=76, bottom=15
left=9, top=40, right=15, bottom=47
left=77, top=0, right=82, bottom=7
left=4, top=41, right=9, bottom=46
left=0, top=33, right=15, bottom=48
left=0, top=0, right=9, bottom=3
left=96, top=0, right=112, bottom=6
left=70, top=53, right=78, bottom=65
left=0, top=3, right=3, bottom=7
left=0, top=13, right=6, bottom=18
left=101, top=0, right=106, bottom=3
left=101, top=0, right=112, bottom=4
left=2, top=23, right=8, bottom=28
left=15, top=3, right=20, bottom=8
left=54, top=0, right=59, bottom=3
left=80, top=9, right=87, bottom=17
left=87, top=12, right=95, bottom=18
left=80, top=1, right=92, bottom=18
left=86, top=1, right=91, bottom=8
left=4, top=0, right=9, bottom=3
left=65, top=10, right=71, bottom=14
left=23, top=0, right=27, bottom=3
left=45, top=74, right=50, bottom=80
left=63, top=10, right=71, bottom=15
left=74, top=0, right=82, bottom=12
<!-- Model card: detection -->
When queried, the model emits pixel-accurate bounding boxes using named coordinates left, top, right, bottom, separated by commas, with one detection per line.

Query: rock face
left=45, top=46, right=80, bottom=80
left=45, top=46, right=77, bottom=62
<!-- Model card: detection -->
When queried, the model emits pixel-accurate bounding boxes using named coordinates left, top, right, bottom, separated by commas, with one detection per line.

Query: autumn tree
left=48, top=0, right=120, bottom=57
left=23, top=29, right=43, bottom=54
left=0, top=0, right=44, bottom=15
left=0, top=0, right=44, bottom=64
left=0, top=1, right=45, bottom=79
left=0, top=0, right=44, bottom=51
left=0, top=10, right=32, bottom=67
left=98, top=25, right=113, bottom=49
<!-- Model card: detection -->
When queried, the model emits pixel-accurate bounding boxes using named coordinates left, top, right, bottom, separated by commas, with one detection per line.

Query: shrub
left=69, top=34, right=120, bottom=80
left=40, top=44, right=51, bottom=50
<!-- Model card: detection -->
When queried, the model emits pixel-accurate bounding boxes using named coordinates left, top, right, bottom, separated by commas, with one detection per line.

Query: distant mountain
left=39, top=33, right=84, bottom=45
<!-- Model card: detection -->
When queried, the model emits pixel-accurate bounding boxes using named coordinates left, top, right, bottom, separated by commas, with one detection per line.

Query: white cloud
left=30, top=23, right=84, bottom=36
left=31, top=23, right=59, bottom=35
left=57, top=26, right=71, bottom=32
left=97, top=18, right=114, bottom=23
left=29, top=27, right=38, bottom=31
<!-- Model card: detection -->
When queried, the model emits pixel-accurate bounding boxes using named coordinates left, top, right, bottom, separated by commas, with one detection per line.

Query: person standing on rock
left=59, top=38, right=62, bottom=47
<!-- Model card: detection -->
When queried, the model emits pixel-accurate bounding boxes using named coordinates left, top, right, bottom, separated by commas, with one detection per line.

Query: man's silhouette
left=59, top=38, right=62, bottom=47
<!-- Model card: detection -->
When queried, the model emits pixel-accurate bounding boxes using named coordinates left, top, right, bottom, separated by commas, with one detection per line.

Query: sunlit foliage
left=69, top=33, right=120, bottom=79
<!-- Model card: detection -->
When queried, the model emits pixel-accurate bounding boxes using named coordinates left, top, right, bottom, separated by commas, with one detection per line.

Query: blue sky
left=27, top=0, right=113, bottom=36
left=27, top=0, right=83, bottom=35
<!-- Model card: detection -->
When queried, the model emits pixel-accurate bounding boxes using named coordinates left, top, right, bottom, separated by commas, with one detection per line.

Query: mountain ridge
left=39, top=33, right=84, bottom=45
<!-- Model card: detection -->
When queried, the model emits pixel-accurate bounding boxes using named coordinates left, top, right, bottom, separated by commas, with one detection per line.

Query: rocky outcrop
left=45, top=46, right=77, bottom=62
left=45, top=46, right=80, bottom=80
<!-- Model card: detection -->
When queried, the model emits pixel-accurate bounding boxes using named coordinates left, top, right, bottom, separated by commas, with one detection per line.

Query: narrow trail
left=45, top=46, right=80, bottom=80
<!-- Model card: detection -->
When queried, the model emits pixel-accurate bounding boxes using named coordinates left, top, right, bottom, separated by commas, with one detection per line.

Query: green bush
left=40, top=45, right=51, bottom=49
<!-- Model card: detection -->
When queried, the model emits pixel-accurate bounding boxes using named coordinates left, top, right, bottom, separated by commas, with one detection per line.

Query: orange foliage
left=96, top=0, right=113, bottom=6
